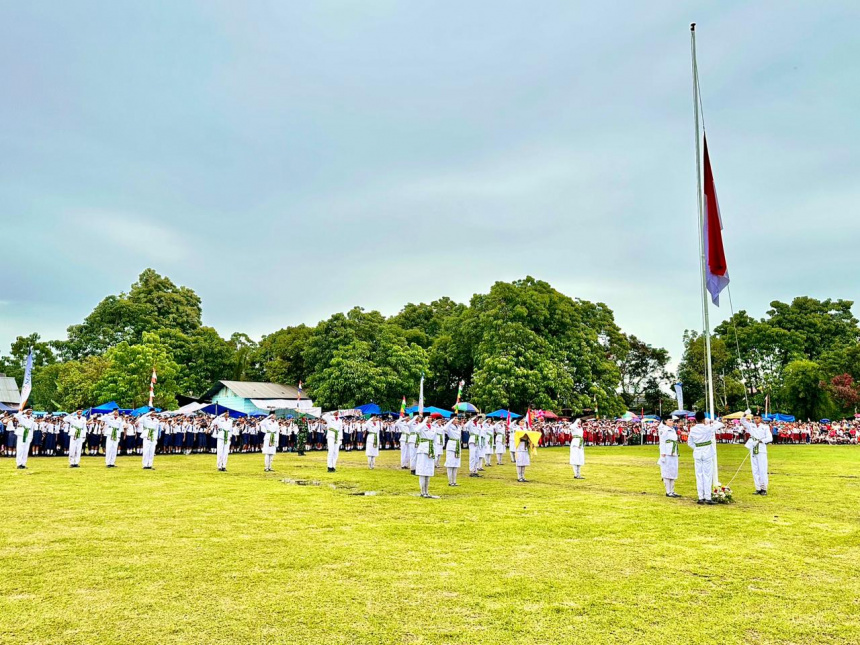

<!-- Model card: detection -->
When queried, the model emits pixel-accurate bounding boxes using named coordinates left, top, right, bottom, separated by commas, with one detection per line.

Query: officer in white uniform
left=102, top=410, right=124, bottom=468
left=364, top=416, right=381, bottom=469
left=138, top=412, right=160, bottom=470
left=211, top=412, right=235, bottom=472
left=13, top=409, right=35, bottom=469
left=569, top=419, right=585, bottom=479
left=686, top=411, right=723, bottom=504
left=657, top=416, right=681, bottom=497
left=322, top=412, right=343, bottom=472
left=64, top=410, right=88, bottom=468
left=260, top=413, right=279, bottom=472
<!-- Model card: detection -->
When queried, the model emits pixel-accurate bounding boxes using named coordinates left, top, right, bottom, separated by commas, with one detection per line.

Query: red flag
left=703, top=135, right=729, bottom=305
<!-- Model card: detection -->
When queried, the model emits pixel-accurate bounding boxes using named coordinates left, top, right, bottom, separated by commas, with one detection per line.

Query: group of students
left=5, top=407, right=773, bottom=503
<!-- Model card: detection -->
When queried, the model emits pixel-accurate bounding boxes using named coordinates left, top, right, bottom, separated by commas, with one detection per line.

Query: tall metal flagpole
left=691, top=23, right=719, bottom=485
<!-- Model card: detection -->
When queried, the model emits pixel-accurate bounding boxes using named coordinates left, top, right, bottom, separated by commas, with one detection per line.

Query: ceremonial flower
left=712, top=486, right=734, bottom=504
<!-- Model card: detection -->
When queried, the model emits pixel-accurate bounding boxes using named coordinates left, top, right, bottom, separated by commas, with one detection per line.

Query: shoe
left=17, top=465, right=25, bottom=469
left=759, top=490, right=767, bottom=496
left=666, top=493, right=673, bottom=497
left=670, top=493, right=681, bottom=498
left=517, top=478, right=524, bottom=483
left=705, top=500, right=716, bottom=505
left=410, top=470, right=415, bottom=475
left=697, top=499, right=705, bottom=505
left=469, top=473, right=478, bottom=478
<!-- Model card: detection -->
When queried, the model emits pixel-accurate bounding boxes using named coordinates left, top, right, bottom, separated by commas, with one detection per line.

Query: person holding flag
left=102, top=410, right=124, bottom=468
left=13, top=409, right=36, bottom=469
left=65, top=410, right=89, bottom=468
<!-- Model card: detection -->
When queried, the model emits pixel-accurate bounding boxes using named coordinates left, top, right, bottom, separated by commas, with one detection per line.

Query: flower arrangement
left=712, top=486, right=734, bottom=504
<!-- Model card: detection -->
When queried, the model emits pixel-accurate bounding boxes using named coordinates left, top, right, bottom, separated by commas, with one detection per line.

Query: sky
left=1, top=1, right=858, bottom=366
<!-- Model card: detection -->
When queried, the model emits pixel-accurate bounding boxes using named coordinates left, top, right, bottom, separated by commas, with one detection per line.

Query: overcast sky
left=2, top=1, right=858, bottom=365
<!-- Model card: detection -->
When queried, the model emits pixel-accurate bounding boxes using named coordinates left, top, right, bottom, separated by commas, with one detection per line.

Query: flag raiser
left=703, top=136, right=729, bottom=305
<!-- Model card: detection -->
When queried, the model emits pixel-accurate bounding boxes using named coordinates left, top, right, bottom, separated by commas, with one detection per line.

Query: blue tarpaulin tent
left=486, top=409, right=521, bottom=419
left=356, top=403, right=382, bottom=415
left=404, top=405, right=453, bottom=418
left=200, top=403, right=248, bottom=418
left=762, top=413, right=796, bottom=422
left=0, top=402, right=16, bottom=412
left=131, top=406, right=162, bottom=417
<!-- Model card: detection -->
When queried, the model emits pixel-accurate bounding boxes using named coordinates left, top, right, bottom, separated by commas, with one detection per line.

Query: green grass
left=1, top=445, right=859, bottom=645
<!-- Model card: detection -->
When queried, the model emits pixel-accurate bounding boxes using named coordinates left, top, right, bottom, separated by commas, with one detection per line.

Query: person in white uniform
left=464, top=417, right=480, bottom=477
left=407, top=416, right=420, bottom=474
left=443, top=418, right=462, bottom=486
left=397, top=417, right=411, bottom=469
left=478, top=420, right=490, bottom=470
left=138, top=412, right=159, bottom=470
left=102, top=410, right=124, bottom=468
left=415, top=418, right=439, bottom=498
left=493, top=421, right=506, bottom=465
left=65, top=410, right=88, bottom=468
left=741, top=411, right=772, bottom=495
left=433, top=419, right=445, bottom=468
left=364, top=416, right=381, bottom=469
left=686, top=410, right=723, bottom=504
left=260, top=413, right=279, bottom=472
left=515, top=428, right=534, bottom=483
left=322, top=412, right=343, bottom=472
left=13, top=409, right=35, bottom=469
left=569, top=419, right=585, bottom=479
left=211, top=412, right=235, bottom=472
left=657, top=416, right=681, bottom=497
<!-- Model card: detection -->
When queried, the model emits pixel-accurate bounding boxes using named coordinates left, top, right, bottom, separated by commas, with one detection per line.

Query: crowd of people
left=4, top=406, right=856, bottom=502
left=3, top=411, right=857, bottom=461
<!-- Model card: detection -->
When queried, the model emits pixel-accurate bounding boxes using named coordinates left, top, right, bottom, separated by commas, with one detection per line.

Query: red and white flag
left=148, top=368, right=157, bottom=408
left=703, top=136, right=729, bottom=305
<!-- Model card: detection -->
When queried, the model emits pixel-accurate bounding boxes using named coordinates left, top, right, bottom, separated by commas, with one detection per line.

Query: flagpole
left=691, top=23, right=719, bottom=485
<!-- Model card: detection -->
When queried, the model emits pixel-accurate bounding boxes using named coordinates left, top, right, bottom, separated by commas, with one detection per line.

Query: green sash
left=666, top=439, right=679, bottom=456
left=447, top=436, right=460, bottom=458
left=222, top=429, right=229, bottom=443
left=269, top=431, right=277, bottom=445
left=147, top=428, right=154, bottom=441
left=111, top=427, right=119, bottom=442
left=573, top=436, right=584, bottom=448
left=23, top=427, right=29, bottom=443
left=328, top=428, right=339, bottom=443
left=694, top=440, right=712, bottom=447
left=753, top=440, right=760, bottom=456
left=417, top=437, right=435, bottom=459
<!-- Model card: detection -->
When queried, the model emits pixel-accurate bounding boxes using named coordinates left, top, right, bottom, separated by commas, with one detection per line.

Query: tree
left=91, top=332, right=180, bottom=409
left=766, top=297, right=858, bottom=360
left=159, top=327, right=236, bottom=397
left=0, top=333, right=57, bottom=382
left=782, top=360, right=831, bottom=421
left=390, top=298, right=467, bottom=349
left=823, top=374, right=859, bottom=416
left=55, top=356, right=111, bottom=411
left=227, top=332, right=258, bottom=381
left=676, top=331, right=740, bottom=413
left=248, top=325, right=313, bottom=385
left=617, top=334, right=670, bottom=408
left=60, top=269, right=202, bottom=360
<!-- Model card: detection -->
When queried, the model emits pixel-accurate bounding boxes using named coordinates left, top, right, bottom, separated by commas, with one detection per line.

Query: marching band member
left=657, top=416, right=681, bottom=497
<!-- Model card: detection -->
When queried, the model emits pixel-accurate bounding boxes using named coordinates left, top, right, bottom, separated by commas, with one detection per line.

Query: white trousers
left=16, top=439, right=31, bottom=467
left=408, top=444, right=416, bottom=470
left=264, top=453, right=274, bottom=470
left=105, top=439, right=119, bottom=466
left=327, top=438, right=340, bottom=469
left=751, top=452, right=768, bottom=491
left=694, top=454, right=714, bottom=500
left=68, top=437, right=84, bottom=466
left=142, top=438, right=156, bottom=468
left=400, top=441, right=410, bottom=467
left=469, top=446, right=479, bottom=473
left=216, top=439, right=230, bottom=469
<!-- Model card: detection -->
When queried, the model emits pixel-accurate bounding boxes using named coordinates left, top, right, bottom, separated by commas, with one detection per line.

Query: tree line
left=1, top=269, right=855, bottom=419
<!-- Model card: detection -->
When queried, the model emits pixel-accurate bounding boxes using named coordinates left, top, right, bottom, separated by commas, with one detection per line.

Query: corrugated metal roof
left=0, top=376, right=21, bottom=405
left=203, top=380, right=302, bottom=401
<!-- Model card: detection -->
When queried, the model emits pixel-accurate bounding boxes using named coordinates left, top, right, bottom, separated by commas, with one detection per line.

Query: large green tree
left=617, top=334, right=670, bottom=408
left=781, top=359, right=831, bottom=421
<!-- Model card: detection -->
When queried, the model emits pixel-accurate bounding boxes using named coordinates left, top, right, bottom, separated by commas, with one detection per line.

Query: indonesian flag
left=506, top=410, right=511, bottom=431
left=18, top=348, right=33, bottom=412
left=400, top=396, right=406, bottom=418
left=453, top=379, right=464, bottom=410
left=148, top=368, right=157, bottom=407
left=703, top=136, right=730, bottom=305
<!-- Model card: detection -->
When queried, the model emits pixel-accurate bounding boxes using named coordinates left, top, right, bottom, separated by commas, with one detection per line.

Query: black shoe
left=469, top=473, right=478, bottom=477
left=697, top=499, right=705, bottom=505
left=670, top=493, right=681, bottom=498
left=17, top=465, right=25, bottom=469
left=759, top=490, right=767, bottom=496
left=706, top=500, right=717, bottom=505
left=666, top=493, right=673, bottom=497
left=410, top=470, right=415, bottom=475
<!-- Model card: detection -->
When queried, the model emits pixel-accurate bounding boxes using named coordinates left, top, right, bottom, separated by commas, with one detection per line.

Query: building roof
left=202, top=380, right=303, bottom=401
left=0, top=375, right=21, bottom=405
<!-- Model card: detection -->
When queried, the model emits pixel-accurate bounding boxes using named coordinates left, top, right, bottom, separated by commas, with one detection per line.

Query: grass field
left=1, top=445, right=859, bottom=645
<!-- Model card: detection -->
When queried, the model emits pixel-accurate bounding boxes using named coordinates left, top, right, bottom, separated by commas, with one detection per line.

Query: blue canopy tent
left=404, top=405, right=453, bottom=418
left=762, top=413, right=796, bottom=422
left=0, top=402, right=16, bottom=412
left=486, top=409, right=521, bottom=419
left=356, top=403, right=382, bottom=415
left=91, top=401, right=120, bottom=413
left=200, top=403, right=248, bottom=418
left=131, top=406, right=162, bottom=417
